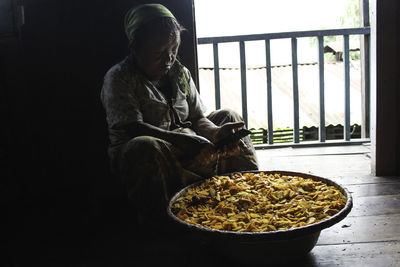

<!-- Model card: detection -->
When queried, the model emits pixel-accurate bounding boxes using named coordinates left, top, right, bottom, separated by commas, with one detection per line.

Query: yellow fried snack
left=171, top=172, right=347, bottom=232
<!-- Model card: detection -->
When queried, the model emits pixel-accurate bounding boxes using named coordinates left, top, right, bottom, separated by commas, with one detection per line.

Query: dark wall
left=2, top=0, right=197, bottom=262
left=375, top=0, right=400, bottom=176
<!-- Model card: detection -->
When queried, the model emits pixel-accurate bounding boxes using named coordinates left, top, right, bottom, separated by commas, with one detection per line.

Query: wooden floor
left=77, top=143, right=400, bottom=266
left=14, top=144, right=397, bottom=266
left=255, top=143, right=400, bottom=266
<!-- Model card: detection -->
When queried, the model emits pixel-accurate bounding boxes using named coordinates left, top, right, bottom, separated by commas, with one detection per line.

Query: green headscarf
left=124, top=4, right=176, bottom=41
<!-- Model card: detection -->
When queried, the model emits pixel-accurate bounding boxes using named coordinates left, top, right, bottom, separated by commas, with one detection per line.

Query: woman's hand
left=171, top=133, right=218, bottom=174
left=212, top=122, right=250, bottom=157
left=192, top=118, right=248, bottom=157
left=212, top=121, right=245, bottom=143
left=170, top=133, right=216, bottom=158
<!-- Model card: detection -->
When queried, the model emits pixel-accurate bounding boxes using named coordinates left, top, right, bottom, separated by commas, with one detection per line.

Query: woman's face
left=133, top=30, right=180, bottom=80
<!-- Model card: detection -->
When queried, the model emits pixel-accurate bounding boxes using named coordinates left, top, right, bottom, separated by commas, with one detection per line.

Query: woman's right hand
left=171, top=133, right=216, bottom=157
left=171, top=133, right=218, bottom=177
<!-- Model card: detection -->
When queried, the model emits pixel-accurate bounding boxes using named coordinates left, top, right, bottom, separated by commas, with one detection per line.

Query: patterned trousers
left=117, top=109, right=259, bottom=223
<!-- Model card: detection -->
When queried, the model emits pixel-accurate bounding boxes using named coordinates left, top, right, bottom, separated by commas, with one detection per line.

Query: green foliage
left=324, top=53, right=337, bottom=61
left=338, top=0, right=360, bottom=27
left=309, top=0, right=361, bottom=48
left=350, top=51, right=360, bottom=60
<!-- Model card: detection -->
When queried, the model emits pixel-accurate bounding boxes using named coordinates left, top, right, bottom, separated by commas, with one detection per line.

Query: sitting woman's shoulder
left=103, top=57, right=138, bottom=88
left=104, top=58, right=130, bottom=79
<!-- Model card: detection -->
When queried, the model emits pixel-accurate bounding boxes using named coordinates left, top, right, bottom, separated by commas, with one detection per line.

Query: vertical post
left=318, top=36, right=326, bottom=142
left=239, top=41, right=248, bottom=127
left=360, top=0, right=370, bottom=138
left=344, top=35, right=351, bottom=141
left=213, top=43, right=221, bottom=110
left=174, top=0, right=199, bottom=90
left=291, top=37, right=300, bottom=143
left=265, top=39, right=274, bottom=144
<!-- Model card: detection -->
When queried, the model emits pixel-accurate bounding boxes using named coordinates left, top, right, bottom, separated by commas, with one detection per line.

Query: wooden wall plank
left=373, top=0, right=400, bottom=176
left=162, top=0, right=199, bottom=87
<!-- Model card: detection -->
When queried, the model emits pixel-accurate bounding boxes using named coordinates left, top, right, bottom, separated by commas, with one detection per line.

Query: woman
left=101, top=4, right=259, bottom=223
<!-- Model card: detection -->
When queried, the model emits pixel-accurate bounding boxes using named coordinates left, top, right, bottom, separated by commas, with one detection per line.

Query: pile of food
left=171, top=172, right=347, bottom=232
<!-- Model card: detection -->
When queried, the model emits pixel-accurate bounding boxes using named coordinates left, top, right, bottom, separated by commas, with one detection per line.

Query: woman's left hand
left=212, top=121, right=245, bottom=143
left=211, top=121, right=250, bottom=157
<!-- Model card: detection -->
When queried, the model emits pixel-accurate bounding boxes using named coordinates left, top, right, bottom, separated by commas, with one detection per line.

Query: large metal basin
left=167, top=170, right=353, bottom=265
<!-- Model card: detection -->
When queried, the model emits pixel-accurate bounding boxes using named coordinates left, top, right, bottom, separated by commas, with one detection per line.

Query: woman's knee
left=208, top=108, right=244, bottom=125
left=120, top=136, right=164, bottom=164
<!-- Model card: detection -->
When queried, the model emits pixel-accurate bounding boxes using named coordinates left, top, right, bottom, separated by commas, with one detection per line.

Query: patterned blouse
left=101, top=57, right=207, bottom=160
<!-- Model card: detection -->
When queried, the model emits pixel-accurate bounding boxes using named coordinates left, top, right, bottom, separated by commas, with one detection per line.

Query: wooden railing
left=197, top=27, right=371, bottom=145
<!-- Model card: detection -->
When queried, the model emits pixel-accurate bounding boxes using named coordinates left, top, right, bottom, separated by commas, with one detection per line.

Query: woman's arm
left=118, top=121, right=214, bottom=154
left=191, top=117, right=219, bottom=142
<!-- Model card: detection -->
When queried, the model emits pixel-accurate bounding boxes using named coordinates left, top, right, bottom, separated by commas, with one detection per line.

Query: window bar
left=344, top=35, right=351, bottom=141
left=213, top=43, right=221, bottom=110
left=291, top=37, right=300, bottom=143
left=318, top=36, right=326, bottom=142
left=265, top=39, right=274, bottom=144
left=239, top=41, right=248, bottom=127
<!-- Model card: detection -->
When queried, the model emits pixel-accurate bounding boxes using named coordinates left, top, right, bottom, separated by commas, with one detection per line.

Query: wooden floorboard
left=318, top=214, right=400, bottom=244
left=257, top=154, right=371, bottom=178
left=347, top=182, right=400, bottom=197
left=254, top=144, right=400, bottom=267
left=329, top=174, right=400, bottom=186
left=350, top=195, right=400, bottom=217
left=256, top=144, right=372, bottom=178
left=305, top=241, right=400, bottom=267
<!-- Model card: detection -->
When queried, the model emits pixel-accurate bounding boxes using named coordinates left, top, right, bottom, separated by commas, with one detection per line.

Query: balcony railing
left=197, top=27, right=371, bottom=146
